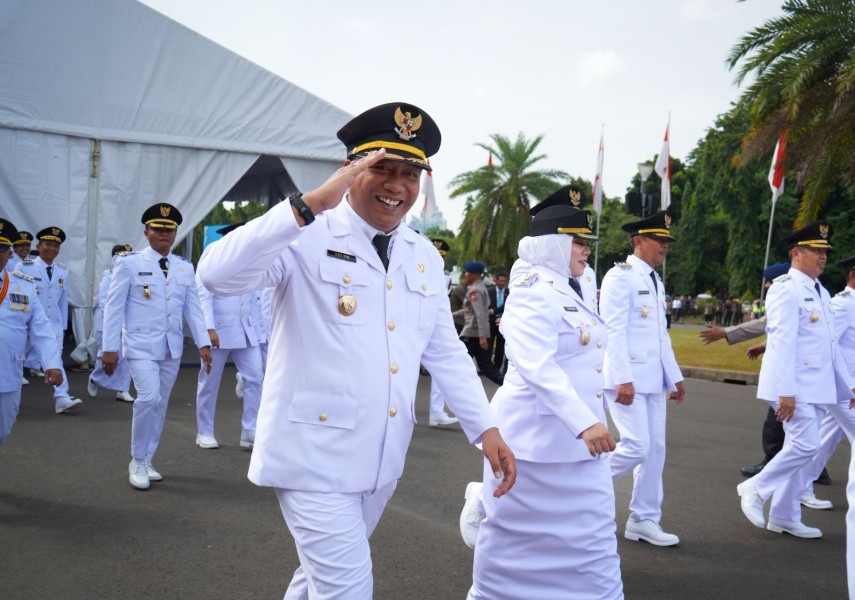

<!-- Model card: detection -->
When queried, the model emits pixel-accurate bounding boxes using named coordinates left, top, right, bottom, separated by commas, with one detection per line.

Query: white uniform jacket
left=197, top=200, right=497, bottom=493
left=578, top=264, right=598, bottom=313
left=196, top=274, right=259, bottom=349
left=0, top=270, right=61, bottom=393
left=492, top=264, right=605, bottom=463
left=102, top=246, right=210, bottom=359
left=758, top=269, right=852, bottom=403
left=601, top=254, right=682, bottom=393
left=831, top=286, right=855, bottom=378
left=93, top=269, right=112, bottom=336
left=16, top=257, right=69, bottom=337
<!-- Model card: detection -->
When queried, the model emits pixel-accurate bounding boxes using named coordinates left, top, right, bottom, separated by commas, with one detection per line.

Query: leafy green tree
left=727, top=0, right=855, bottom=225
left=450, top=133, right=569, bottom=271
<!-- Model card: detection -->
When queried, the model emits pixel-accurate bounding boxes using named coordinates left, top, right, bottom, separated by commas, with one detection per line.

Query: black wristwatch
left=289, top=192, right=315, bottom=226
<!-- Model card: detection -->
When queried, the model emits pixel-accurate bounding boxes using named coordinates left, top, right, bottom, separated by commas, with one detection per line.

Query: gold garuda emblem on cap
left=569, top=189, right=582, bottom=207
left=160, top=205, right=171, bottom=217
left=664, top=213, right=672, bottom=229
left=52, top=227, right=60, bottom=236
left=124, top=245, right=132, bottom=252
left=394, top=107, right=422, bottom=141
left=820, top=224, right=829, bottom=238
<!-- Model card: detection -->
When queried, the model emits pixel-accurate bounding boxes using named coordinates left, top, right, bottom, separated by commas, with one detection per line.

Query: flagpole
left=761, top=202, right=777, bottom=299
left=592, top=125, right=604, bottom=279
left=763, top=132, right=787, bottom=300
left=594, top=210, right=601, bottom=276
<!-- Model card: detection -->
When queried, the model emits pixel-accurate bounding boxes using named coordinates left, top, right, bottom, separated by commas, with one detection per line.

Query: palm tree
left=727, top=0, right=855, bottom=226
left=450, top=133, right=569, bottom=270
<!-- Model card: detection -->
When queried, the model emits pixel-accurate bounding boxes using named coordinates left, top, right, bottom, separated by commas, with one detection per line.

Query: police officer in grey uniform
left=0, top=218, right=64, bottom=447
left=17, top=226, right=82, bottom=413
left=455, top=261, right=504, bottom=386
left=102, top=204, right=212, bottom=490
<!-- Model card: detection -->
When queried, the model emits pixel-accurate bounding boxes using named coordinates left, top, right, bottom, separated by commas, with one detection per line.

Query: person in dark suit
left=488, top=274, right=509, bottom=372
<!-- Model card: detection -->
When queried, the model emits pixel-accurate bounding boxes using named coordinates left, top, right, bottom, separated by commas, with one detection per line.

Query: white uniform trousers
left=259, top=342, right=269, bottom=373
left=196, top=346, right=262, bottom=436
left=468, top=458, right=623, bottom=600
left=847, top=438, right=855, bottom=599
left=752, top=401, right=824, bottom=522
left=128, top=358, right=181, bottom=461
left=0, top=389, right=22, bottom=448
left=802, top=406, right=850, bottom=488
left=428, top=382, right=448, bottom=415
left=45, top=334, right=70, bottom=399
left=607, top=390, right=667, bottom=523
left=276, top=481, right=397, bottom=600
left=90, top=340, right=132, bottom=392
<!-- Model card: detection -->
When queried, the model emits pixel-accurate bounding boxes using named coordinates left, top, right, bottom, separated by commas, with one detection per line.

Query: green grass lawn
left=668, top=327, right=763, bottom=373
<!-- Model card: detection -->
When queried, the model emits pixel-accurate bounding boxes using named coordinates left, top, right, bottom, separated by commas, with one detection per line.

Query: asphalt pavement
left=0, top=360, right=850, bottom=599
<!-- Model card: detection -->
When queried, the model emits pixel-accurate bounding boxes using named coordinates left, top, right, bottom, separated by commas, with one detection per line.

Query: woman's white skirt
left=467, top=457, right=623, bottom=600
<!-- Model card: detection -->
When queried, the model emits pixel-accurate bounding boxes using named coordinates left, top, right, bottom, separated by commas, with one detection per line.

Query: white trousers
left=196, top=346, right=262, bottom=436
left=801, top=403, right=852, bottom=492
left=128, top=358, right=181, bottom=461
left=428, top=382, right=447, bottom=415
left=276, top=482, right=397, bottom=600
left=847, top=437, right=855, bottom=599
left=0, top=389, right=22, bottom=448
left=607, top=390, right=667, bottom=523
left=90, top=338, right=132, bottom=392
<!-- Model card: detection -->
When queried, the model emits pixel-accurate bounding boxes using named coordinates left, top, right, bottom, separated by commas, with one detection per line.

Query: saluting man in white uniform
left=198, top=102, right=516, bottom=600
left=195, top=222, right=263, bottom=451
left=0, top=218, right=64, bottom=447
left=600, top=210, right=685, bottom=547
left=17, top=226, right=83, bottom=413
left=102, top=204, right=212, bottom=490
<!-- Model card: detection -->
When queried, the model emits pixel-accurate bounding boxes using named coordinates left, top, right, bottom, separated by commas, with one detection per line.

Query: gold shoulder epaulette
left=13, top=270, right=34, bottom=282
left=515, top=272, right=539, bottom=287
left=56, top=261, right=68, bottom=269
left=837, top=289, right=851, bottom=297
left=615, top=261, right=632, bottom=270
left=773, top=274, right=790, bottom=282
left=103, top=269, right=112, bottom=275
left=21, top=259, right=34, bottom=265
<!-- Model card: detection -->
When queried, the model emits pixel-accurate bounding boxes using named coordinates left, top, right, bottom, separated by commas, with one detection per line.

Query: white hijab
left=515, top=233, right=573, bottom=280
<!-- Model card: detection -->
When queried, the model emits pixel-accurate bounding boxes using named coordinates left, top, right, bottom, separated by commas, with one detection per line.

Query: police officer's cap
left=216, top=222, right=245, bottom=236
left=111, top=244, right=133, bottom=256
left=837, top=255, right=855, bottom=272
left=530, top=205, right=598, bottom=240
left=36, top=226, right=66, bottom=244
left=530, top=185, right=585, bottom=216
left=762, top=262, right=790, bottom=281
left=14, top=231, right=33, bottom=246
left=431, top=238, right=450, bottom=256
left=622, top=210, right=676, bottom=242
left=337, top=102, right=440, bottom=172
left=463, top=261, right=485, bottom=274
left=0, top=218, right=19, bottom=247
left=141, top=203, right=182, bottom=229
left=780, top=220, right=832, bottom=249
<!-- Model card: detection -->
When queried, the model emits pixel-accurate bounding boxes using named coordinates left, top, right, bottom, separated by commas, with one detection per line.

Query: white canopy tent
left=0, top=0, right=351, bottom=356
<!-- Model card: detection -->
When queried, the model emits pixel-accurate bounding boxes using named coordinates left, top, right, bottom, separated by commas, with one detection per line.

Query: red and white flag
left=420, top=165, right=436, bottom=224
left=768, top=132, right=787, bottom=205
left=654, top=117, right=671, bottom=210
left=488, top=153, right=493, bottom=167
left=592, top=129, right=604, bottom=213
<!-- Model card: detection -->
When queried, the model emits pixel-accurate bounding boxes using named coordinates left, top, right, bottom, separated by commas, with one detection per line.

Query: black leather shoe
left=741, top=461, right=767, bottom=478
left=814, top=468, right=832, bottom=486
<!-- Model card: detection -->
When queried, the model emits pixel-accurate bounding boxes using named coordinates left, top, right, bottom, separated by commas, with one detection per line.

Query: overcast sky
left=140, top=0, right=783, bottom=230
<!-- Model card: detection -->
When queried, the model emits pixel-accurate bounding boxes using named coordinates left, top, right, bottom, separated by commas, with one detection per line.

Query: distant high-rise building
left=409, top=208, right=448, bottom=232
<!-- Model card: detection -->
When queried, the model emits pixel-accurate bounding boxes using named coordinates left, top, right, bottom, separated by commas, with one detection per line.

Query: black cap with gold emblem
left=111, top=244, right=133, bottom=256
left=530, top=184, right=585, bottom=216
left=431, top=238, right=450, bottom=256
left=780, top=220, right=832, bottom=249
left=141, top=203, right=183, bottom=229
left=36, top=226, right=66, bottom=244
left=337, top=102, right=441, bottom=171
left=0, top=218, right=19, bottom=247
left=15, top=231, right=33, bottom=245
left=530, top=205, right=598, bottom=240
left=622, top=210, right=676, bottom=242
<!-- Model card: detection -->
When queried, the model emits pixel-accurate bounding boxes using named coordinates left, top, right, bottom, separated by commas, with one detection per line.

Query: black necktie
left=372, top=234, right=391, bottom=272
left=159, top=257, right=169, bottom=278
left=568, top=277, right=583, bottom=300
left=46, top=265, right=53, bottom=280
left=650, top=271, right=658, bottom=295
left=815, top=282, right=821, bottom=297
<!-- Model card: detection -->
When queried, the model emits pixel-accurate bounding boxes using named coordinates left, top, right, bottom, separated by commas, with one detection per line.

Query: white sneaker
left=129, top=458, right=150, bottom=490
left=115, top=390, right=135, bottom=402
left=55, top=396, right=83, bottom=414
left=624, top=519, right=680, bottom=546
left=235, top=372, right=245, bottom=400
left=767, top=516, right=822, bottom=538
left=146, top=460, right=163, bottom=482
left=21, top=376, right=29, bottom=386
left=800, top=492, right=833, bottom=510
left=87, top=376, right=98, bottom=397
left=737, top=479, right=766, bottom=528
left=429, top=411, right=459, bottom=427
left=459, top=481, right=486, bottom=549
left=196, top=434, right=219, bottom=449
left=240, top=429, right=255, bottom=449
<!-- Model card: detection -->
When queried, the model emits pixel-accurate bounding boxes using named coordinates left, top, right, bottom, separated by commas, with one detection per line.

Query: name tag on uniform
left=564, top=306, right=578, bottom=312
left=638, top=290, right=650, bottom=295
left=804, top=298, right=814, bottom=302
left=327, top=250, right=356, bottom=263
left=138, top=272, right=153, bottom=276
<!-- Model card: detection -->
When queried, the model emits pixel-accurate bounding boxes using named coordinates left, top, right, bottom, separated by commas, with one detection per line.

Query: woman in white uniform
left=467, top=203, right=623, bottom=600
